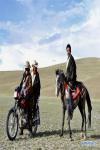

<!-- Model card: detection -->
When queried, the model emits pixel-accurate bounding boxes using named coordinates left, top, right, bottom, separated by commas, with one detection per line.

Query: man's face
left=66, top=47, right=71, bottom=57
left=32, top=65, right=36, bottom=72
left=25, top=68, right=30, bottom=74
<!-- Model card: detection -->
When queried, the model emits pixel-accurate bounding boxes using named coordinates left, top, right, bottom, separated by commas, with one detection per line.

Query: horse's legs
left=88, top=111, right=91, bottom=128
left=78, top=103, right=84, bottom=132
left=68, top=118, right=73, bottom=140
left=66, top=102, right=73, bottom=140
left=83, top=107, right=87, bottom=139
left=60, top=107, right=65, bottom=136
left=78, top=100, right=87, bottom=139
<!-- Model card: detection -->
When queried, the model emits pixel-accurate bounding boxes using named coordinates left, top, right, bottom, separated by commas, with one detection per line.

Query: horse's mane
left=55, top=69, right=66, bottom=83
left=55, top=69, right=64, bottom=75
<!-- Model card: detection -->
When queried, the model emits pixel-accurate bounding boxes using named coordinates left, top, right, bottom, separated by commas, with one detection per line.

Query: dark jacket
left=66, top=54, right=77, bottom=82
left=31, top=72, right=41, bottom=99
left=20, top=72, right=32, bottom=93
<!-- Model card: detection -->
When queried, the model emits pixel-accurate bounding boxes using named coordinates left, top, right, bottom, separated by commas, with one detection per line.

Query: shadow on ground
left=12, top=129, right=82, bottom=141
left=35, top=129, right=81, bottom=137
left=90, top=134, right=100, bottom=140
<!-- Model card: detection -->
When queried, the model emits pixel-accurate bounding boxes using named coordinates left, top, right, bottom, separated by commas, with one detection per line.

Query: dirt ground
left=0, top=96, right=100, bottom=150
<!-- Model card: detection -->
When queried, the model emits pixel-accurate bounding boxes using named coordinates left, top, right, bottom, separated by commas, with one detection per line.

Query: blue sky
left=0, top=0, right=100, bottom=70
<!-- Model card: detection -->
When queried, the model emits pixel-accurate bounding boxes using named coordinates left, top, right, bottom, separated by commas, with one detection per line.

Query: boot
left=19, top=128, right=23, bottom=135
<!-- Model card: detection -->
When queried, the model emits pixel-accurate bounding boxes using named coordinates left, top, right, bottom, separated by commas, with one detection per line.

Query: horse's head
left=55, top=69, right=65, bottom=97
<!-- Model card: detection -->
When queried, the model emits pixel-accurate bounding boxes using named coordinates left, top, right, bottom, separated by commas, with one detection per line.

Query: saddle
left=64, top=82, right=80, bottom=100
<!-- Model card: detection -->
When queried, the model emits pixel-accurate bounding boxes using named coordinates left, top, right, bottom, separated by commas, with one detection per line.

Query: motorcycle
left=6, top=87, right=40, bottom=141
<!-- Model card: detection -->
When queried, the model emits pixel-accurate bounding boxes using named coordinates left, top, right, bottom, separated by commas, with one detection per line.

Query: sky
left=0, top=0, right=100, bottom=70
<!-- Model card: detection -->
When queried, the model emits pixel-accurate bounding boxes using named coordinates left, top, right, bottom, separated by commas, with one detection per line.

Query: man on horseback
left=65, top=44, right=77, bottom=118
left=55, top=45, right=92, bottom=139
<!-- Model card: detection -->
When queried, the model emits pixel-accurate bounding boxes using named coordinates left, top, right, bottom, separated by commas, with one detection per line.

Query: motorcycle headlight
left=14, top=91, right=18, bottom=99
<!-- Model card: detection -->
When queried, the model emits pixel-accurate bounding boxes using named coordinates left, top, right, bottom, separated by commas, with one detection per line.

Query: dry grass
left=0, top=57, right=100, bottom=98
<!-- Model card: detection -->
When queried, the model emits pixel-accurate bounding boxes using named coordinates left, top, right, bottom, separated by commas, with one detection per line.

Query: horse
left=55, top=69, right=92, bottom=140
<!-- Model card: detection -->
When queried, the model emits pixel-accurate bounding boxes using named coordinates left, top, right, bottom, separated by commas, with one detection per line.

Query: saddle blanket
left=64, top=82, right=80, bottom=100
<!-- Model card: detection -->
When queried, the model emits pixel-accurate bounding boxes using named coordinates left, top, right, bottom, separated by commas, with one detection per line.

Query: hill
left=0, top=57, right=100, bottom=99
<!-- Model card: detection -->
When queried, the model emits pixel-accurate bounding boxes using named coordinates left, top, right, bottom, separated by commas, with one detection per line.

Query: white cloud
left=0, top=40, right=66, bottom=70
left=0, top=0, right=100, bottom=70
left=0, top=44, right=24, bottom=70
left=60, top=0, right=100, bottom=58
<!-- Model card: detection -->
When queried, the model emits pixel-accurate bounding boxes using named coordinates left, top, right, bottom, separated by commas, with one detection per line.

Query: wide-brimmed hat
left=32, top=60, right=38, bottom=68
left=24, top=61, right=31, bottom=69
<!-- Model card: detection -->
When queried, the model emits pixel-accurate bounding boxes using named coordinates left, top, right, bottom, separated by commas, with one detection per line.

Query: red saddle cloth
left=64, top=82, right=80, bottom=101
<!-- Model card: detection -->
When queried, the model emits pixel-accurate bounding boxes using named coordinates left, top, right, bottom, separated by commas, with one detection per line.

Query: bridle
left=56, top=72, right=65, bottom=97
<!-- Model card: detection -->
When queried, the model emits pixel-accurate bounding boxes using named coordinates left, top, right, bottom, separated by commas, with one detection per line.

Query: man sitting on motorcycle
left=31, top=60, right=41, bottom=123
left=19, top=61, right=33, bottom=136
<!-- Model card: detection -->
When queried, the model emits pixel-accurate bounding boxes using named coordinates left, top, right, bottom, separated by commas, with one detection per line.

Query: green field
left=0, top=57, right=100, bottom=149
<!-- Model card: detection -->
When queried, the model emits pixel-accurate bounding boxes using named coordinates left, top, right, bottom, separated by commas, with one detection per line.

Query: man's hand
left=24, top=88, right=29, bottom=96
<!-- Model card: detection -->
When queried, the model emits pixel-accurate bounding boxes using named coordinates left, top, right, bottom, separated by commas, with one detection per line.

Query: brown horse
left=55, top=69, right=92, bottom=140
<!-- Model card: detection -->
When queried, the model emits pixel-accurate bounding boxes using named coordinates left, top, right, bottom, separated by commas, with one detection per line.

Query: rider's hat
left=32, top=60, right=38, bottom=68
left=24, top=61, right=31, bottom=69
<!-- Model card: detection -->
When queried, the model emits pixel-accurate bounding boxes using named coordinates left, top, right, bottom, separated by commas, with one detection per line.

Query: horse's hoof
left=70, top=138, right=74, bottom=141
left=80, top=132, right=84, bottom=138
left=60, top=133, right=63, bottom=137
left=84, top=135, right=87, bottom=140
left=68, top=137, right=74, bottom=141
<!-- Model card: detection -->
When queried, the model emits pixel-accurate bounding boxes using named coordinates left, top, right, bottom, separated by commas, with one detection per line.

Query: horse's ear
left=62, top=73, right=66, bottom=80
left=60, top=71, right=65, bottom=80
left=55, top=69, right=59, bottom=75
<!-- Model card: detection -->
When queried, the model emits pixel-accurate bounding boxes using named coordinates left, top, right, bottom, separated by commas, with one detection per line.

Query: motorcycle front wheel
left=6, top=108, right=18, bottom=141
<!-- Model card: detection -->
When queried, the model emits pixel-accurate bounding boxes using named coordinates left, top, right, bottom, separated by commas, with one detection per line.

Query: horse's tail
left=85, top=88, right=92, bottom=128
left=78, top=81, right=92, bottom=128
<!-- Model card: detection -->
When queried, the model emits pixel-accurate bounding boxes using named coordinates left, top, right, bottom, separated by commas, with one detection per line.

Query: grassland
left=0, top=97, right=100, bottom=149
left=0, top=57, right=100, bottom=98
